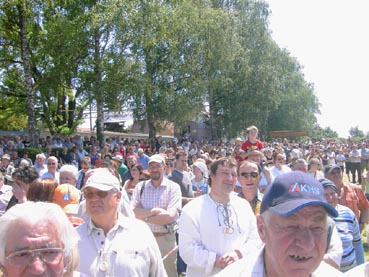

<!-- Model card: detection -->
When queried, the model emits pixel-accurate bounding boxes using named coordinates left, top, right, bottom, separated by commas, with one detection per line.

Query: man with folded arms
left=131, top=154, right=182, bottom=277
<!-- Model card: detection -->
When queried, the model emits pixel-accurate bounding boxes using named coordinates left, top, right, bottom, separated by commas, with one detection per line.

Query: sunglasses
left=83, top=190, right=110, bottom=199
left=240, top=172, right=259, bottom=179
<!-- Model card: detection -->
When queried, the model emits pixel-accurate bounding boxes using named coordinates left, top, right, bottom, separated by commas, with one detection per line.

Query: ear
left=210, top=172, right=215, bottom=181
left=256, top=214, right=267, bottom=243
left=116, top=191, right=122, bottom=201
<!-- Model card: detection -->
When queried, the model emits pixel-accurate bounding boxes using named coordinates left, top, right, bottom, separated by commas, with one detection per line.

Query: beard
left=151, top=172, right=162, bottom=181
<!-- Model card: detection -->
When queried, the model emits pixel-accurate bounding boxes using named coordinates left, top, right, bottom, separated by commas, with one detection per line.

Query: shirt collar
left=86, top=212, right=126, bottom=235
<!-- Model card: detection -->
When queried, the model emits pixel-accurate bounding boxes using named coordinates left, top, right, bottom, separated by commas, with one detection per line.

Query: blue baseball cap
left=260, top=171, right=338, bottom=217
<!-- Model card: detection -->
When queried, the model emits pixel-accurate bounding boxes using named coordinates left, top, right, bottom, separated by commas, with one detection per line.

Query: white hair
left=19, top=159, right=30, bottom=168
left=59, top=164, right=79, bottom=180
left=47, top=156, right=58, bottom=163
left=36, top=153, right=46, bottom=159
left=0, top=202, right=79, bottom=274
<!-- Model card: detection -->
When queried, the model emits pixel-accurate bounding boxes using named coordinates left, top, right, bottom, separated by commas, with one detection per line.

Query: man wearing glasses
left=237, top=160, right=263, bottom=214
left=77, top=170, right=166, bottom=276
left=0, top=201, right=79, bottom=276
left=41, top=156, right=60, bottom=184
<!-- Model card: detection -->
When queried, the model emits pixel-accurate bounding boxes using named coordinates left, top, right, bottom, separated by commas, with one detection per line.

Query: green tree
left=115, top=1, right=207, bottom=147
left=311, top=125, right=338, bottom=141
left=0, top=0, right=43, bottom=145
left=349, top=126, right=364, bottom=139
left=0, top=0, right=92, bottom=138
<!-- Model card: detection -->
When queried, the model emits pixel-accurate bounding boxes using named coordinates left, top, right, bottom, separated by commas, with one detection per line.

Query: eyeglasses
left=47, top=162, right=56, bottom=165
left=83, top=190, right=110, bottom=199
left=277, top=158, right=285, bottom=161
left=148, top=164, right=163, bottom=170
left=240, top=172, right=259, bottom=179
left=6, top=247, right=64, bottom=267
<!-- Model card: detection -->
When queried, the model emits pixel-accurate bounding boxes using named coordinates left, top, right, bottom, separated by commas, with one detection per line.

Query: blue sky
left=266, top=0, right=369, bottom=137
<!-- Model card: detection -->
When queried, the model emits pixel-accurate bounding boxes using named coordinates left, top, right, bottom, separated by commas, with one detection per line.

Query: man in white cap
left=77, top=169, right=166, bottom=276
left=131, top=154, right=182, bottom=277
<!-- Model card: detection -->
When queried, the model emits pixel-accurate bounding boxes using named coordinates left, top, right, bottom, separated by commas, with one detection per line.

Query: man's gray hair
left=36, top=153, right=46, bottom=159
left=59, top=164, right=79, bottom=180
left=0, top=202, right=80, bottom=274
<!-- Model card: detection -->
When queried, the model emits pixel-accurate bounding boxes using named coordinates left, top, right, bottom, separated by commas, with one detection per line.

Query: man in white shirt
left=77, top=170, right=166, bottom=276
left=178, top=158, right=262, bottom=277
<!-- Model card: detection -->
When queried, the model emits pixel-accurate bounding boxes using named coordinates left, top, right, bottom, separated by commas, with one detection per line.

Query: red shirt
left=241, top=140, right=264, bottom=152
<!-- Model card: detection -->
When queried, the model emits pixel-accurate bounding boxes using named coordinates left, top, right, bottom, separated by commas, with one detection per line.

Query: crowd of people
left=1, top=126, right=369, bottom=276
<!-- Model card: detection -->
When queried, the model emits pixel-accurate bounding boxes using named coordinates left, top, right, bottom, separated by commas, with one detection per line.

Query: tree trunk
left=208, top=96, right=218, bottom=142
left=94, top=30, right=105, bottom=148
left=18, top=3, right=38, bottom=146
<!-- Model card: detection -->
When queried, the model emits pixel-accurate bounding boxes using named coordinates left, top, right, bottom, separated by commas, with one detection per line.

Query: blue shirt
left=137, top=154, right=149, bottom=170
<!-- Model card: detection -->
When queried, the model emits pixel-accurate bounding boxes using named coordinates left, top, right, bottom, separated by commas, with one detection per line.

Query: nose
left=295, top=227, right=315, bottom=251
left=28, top=255, right=47, bottom=274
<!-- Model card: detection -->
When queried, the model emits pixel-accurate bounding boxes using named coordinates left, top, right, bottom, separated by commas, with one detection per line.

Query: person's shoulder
left=343, top=261, right=369, bottom=276
left=337, top=203, right=355, bottom=213
left=169, top=169, right=180, bottom=179
left=76, top=221, right=89, bottom=236
left=165, top=177, right=181, bottom=188
left=231, top=194, right=256, bottom=211
left=1, top=184, right=13, bottom=192
left=313, top=261, right=343, bottom=276
left=182, top=194, right=206, bottom=211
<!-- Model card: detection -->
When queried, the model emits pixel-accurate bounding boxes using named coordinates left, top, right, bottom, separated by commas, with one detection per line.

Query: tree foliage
left=0, top=0, right=325, bottom=143
left=349, top=126, right=364, bottom=139
left=311, top=126, right=338, bottom=141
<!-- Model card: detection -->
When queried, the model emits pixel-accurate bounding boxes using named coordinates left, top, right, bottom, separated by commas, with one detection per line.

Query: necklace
left=209, top=195, right=240, bottom=235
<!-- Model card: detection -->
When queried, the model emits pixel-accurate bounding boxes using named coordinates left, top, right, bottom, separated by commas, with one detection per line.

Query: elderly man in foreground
left=0, top=201, right=79, bottom=276
left=217, top=171, right=343, bottom=276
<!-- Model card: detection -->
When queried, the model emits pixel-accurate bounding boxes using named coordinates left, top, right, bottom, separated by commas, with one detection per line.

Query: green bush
left=17, top=147, right=45, bottom=161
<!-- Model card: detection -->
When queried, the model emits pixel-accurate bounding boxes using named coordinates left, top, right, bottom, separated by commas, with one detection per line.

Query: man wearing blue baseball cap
left=216, top=171, right=343, bottom=276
